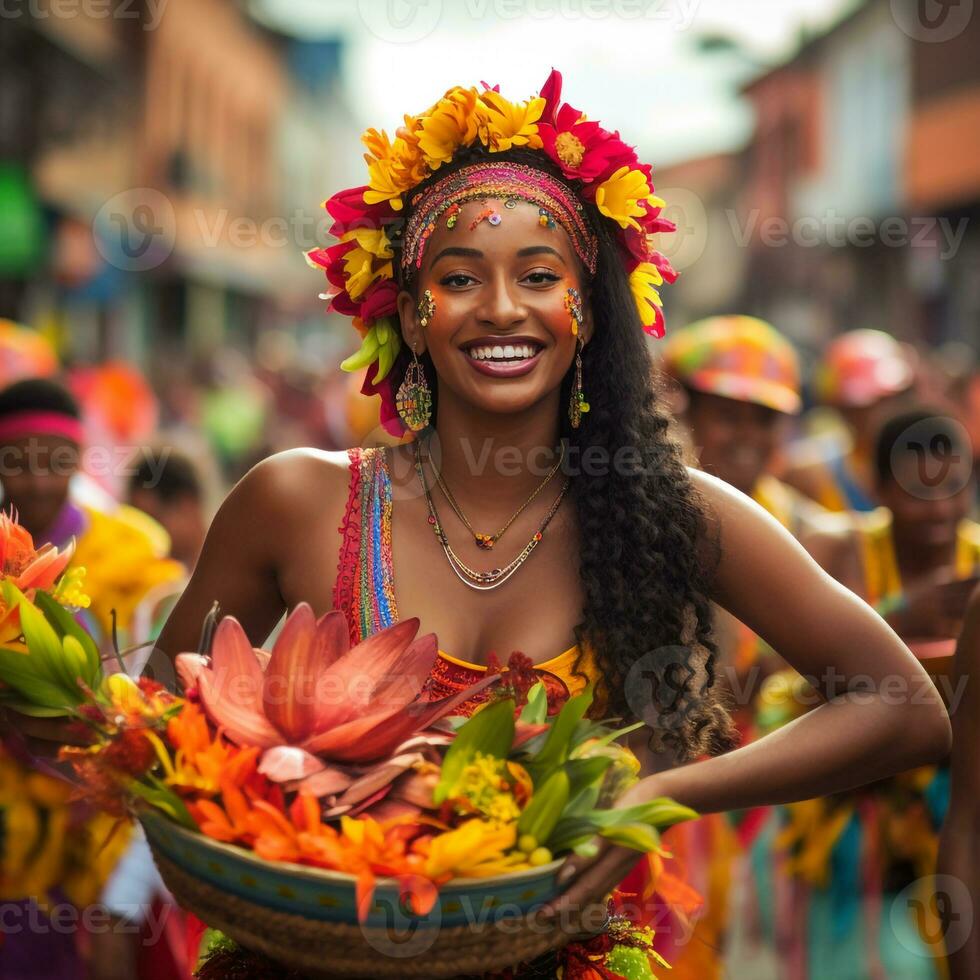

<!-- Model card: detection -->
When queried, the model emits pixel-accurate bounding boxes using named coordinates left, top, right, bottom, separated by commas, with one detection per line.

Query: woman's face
left=396, top=198, right=593, bottom=420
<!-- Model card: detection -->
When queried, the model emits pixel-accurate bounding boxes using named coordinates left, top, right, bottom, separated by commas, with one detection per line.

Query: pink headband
left=0, top=411, right=85, bottom=445
left=400, top=161, right=598, bottom=278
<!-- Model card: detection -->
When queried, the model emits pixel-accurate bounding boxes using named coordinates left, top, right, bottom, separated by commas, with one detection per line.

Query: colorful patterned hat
left=307, top=69, right=678, bottom=437
left=661, top=315, right=802, bottom=415
left=814, top=329, right=913, bottom=408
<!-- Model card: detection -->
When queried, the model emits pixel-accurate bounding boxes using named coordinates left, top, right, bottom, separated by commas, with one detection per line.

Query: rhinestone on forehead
left=401, top=162, right=598, bottom=278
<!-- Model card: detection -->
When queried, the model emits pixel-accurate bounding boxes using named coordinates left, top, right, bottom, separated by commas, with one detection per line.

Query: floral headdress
left=306, top=69, right=678, bottom=437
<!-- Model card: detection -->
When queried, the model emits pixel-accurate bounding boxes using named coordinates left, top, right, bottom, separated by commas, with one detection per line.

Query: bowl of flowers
left=0, top=512, right=695, bottom=979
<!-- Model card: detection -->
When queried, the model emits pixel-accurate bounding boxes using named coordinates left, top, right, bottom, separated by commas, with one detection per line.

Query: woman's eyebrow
left=431, top=246, right=483, bottom=264
left=516, top=245, right=566, bottom=264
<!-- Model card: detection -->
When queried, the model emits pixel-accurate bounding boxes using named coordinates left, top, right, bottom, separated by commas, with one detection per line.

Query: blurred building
left=657, top=0, right=980, bottom=360
left=1, top=0, right=357, bottom=371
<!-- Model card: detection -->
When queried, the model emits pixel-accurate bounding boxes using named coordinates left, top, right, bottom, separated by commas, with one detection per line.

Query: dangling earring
left=569, top=336, right=589, bottom=429
left=416, top=288, right=435, bottom=328
left=396, top=343, right=432, bottom=432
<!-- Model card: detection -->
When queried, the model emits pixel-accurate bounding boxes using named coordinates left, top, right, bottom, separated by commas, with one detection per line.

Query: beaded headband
left=306, top=69, right=678, bottom=438
left=400, top=162, right=598, bottom=278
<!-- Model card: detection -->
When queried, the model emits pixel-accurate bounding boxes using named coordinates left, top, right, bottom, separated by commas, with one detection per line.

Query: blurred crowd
left=0, top=314, right=977, bottom=979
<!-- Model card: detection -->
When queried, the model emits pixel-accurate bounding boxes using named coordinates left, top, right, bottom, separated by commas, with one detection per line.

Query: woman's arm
left=152, top=450, right=341, bottom=676
left=547, top=470, right=951, bottom=918
left=937, top=583, right=980, bottom=980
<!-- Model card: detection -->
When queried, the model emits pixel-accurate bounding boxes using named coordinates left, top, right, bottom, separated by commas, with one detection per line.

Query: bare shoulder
left=217, top=447, right=354, bottom=540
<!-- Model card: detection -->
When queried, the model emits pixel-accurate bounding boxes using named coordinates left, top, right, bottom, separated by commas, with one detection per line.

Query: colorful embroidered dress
left=332, top=446, right=599, bottom=707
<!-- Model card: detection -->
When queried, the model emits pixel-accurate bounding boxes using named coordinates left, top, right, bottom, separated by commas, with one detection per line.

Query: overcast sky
left=252, top=0, right=859, bottom=165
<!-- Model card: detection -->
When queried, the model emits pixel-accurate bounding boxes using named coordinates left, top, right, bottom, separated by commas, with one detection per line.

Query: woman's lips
left=462, top=347, right=544, bottom=378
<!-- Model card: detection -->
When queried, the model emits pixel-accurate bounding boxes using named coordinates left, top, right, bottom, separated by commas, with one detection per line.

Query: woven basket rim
left=140, top=810, right=564, bottom=891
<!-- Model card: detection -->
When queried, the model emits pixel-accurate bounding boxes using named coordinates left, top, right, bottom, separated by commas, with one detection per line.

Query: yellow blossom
left=594, top=166, right=663, bottom=232
left=361, top=128, right=425, bottom=211
left=51, top=565, right=90, bottom=609
left=424, top=819, right=528, bottom=879
left=340, top=228, right=394, bottom=300
left=477, top=91, right=544, bottom=152
left=453, top=753, right=521, bottom=825
left=416, top=86, right=480, bottom=169
left=629, top=262, right=665, bottom=331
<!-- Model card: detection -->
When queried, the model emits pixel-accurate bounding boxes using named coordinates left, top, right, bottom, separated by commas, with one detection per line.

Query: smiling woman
left=151, top=71, right=952, bottom=976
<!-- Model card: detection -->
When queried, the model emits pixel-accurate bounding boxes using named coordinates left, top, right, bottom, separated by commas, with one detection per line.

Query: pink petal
left=175, top=653, right=208, bottom=693
left=335, top=752, right=424, bottom=807
left=313, top=618, right=422, bottom=731
left=355, top=798, right=423, bottom=823
left=390, top=770, right=439, bottom=809
left=258, top=746, right=327, bottom=783
left=304, top=674, right=500, bottom=763
left=209, top=617, right=265, bottom=712
left=198, top=671, right=282, bottom=748
left=294, top=765, right=355, bottom=799
left=262, top=603, right=320, bottom=742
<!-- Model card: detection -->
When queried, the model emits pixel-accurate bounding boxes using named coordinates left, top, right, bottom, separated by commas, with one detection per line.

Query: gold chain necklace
left=414, top=441, right=569, bottom=591
left=428, top=442, right=565, bottom=550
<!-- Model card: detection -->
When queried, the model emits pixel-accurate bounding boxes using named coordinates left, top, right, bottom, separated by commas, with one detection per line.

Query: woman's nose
left=477, top=275, right=527, bottom=329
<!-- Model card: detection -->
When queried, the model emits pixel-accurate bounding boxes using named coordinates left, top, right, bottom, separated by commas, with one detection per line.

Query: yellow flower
left=51, top=565, right=90, bottom=609
left=416, top=86, right=480, bottom=170
left=594, top=166, right=663, bottom=232
left=478, top=91, right=545, bottom=152
left=340, top=228, right=394, bottom=300
left=424, top=819, right=528, bottom=879
left=453, top=753, right=521, bottom=825
left=628, top=261, right=664, bottom=330
left=361, top=127, right=426, bottom=211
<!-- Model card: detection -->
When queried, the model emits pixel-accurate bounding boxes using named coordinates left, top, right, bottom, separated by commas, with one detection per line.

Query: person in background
left=127, top=447, right=207, bottom=571
left=0, top=377, right=188, bottom=980
left=937, top=581, right=980, bottom=980
left=782, top=329, right=915, bottom=513
left=658, top=315, right=828, bottom=977
left=762, top=407, right=977, bottom=979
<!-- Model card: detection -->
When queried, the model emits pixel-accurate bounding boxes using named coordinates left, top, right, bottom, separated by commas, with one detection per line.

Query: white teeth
left=466, top=343, right=541, bottom=362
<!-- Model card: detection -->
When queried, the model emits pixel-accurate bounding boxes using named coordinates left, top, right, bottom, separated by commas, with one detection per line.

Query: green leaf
left=517, top=769, right=570, bottom=846
left=586, top=797, right=699, bottom=831
left=547, top=814, right=599, bottom=854
left=572, top=839, right=600, bottom=859
left=599, top=822, right=662, bottom=852
left=0, top=650, right=78, bottom=708
left=518, top=682, right=548, bottom=725
left=0, top=698, right=72, bottom=717
left=130, top=779, right=198, bottom=830
left=16, top=597, right=69, bottom=686
left=565, top=756, right=613, bottom=798
left=525, top=686, right=593, bottom=784
left=434, top=698, right=515, bottom=804
left=34, top=591, right=101, bottom=686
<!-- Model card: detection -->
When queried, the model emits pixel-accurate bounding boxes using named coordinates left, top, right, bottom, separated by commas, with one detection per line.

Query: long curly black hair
left=389, top=144, right=736, bottom=761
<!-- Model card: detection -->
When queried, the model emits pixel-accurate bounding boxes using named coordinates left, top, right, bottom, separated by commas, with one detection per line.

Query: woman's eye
left=524, top=271, right=561, bottom=285
left=440, top=273, right=476, bottom=288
